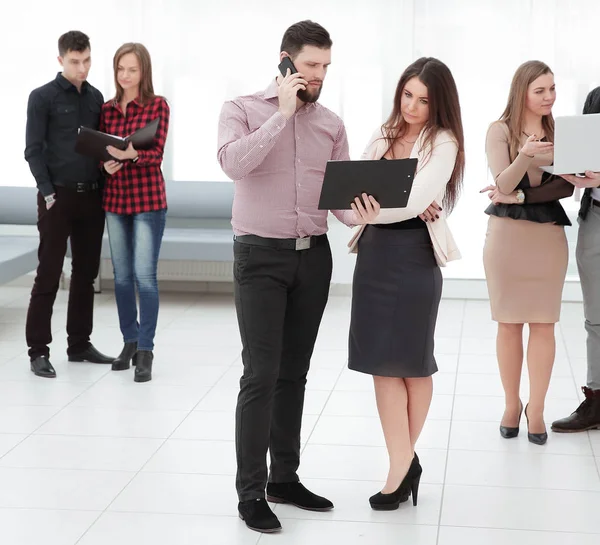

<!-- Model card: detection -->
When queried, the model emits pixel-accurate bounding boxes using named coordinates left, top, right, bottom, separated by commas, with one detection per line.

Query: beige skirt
left=483, top=215, right=568, bottom=323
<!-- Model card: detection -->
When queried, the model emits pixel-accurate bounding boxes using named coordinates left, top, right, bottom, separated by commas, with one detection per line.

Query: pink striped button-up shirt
left=218, top=80, right=354, bottom=238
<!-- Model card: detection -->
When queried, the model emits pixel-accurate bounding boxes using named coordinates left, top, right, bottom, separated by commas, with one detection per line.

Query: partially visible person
left=482, top=60, right=574, bottom=445
left=100, top=43, right=169, bottom=383
left=24, top=30, right=114, bottom=378
left=551, top=87, right=600, bottom=433
left=347, top=57, right=464, bottom=510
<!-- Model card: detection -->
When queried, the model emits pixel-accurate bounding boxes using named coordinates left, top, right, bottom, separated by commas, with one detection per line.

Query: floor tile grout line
left=435, top=298, right=467, bottom=545
left=3, top=293, right=598, bottom=540
left=73, top=344, right=241, bottom=544
left=69, top=295, right=202, bottom=544
left=299, top=359, right=347, bottom=456
left=0, top=366, right=112, bottom=463
left=2, top=462, right=599, bottom=495
left=438, top=523, right=600, bottom=536
left=1, top=432, right=596, bottom=456
left=557, top=317, right=600, bottom=479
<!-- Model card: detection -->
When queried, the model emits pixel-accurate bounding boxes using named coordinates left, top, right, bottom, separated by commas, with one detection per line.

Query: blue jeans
left=106, top=209, right=166, bottom=351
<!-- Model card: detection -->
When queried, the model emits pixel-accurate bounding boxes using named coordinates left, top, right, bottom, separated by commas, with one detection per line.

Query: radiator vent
left=100, top=259, right=233, bottom=282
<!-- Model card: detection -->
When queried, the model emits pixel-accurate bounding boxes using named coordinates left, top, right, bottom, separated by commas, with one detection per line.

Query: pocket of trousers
left=233, top=243, right=254, bottom=281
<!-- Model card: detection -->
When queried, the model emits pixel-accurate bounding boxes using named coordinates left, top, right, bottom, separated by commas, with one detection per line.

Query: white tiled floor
left=0, top=285, right=599, bottom=545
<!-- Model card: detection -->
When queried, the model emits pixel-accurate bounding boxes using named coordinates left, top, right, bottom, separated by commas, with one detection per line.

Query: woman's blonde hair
left=499, top=60, right=555, bottom=160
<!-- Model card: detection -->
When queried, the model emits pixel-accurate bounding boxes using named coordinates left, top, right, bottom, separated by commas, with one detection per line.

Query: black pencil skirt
left=348, top=225, right=442, bottom=378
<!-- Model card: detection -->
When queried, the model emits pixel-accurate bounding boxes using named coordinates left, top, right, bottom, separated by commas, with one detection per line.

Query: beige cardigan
left=347, top=126, right=461, bottom=267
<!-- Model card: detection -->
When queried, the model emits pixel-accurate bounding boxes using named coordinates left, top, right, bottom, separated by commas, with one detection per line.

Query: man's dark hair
left=58, top=31, right=91, bottom=57
left=280, top=20, right=332, bottom=58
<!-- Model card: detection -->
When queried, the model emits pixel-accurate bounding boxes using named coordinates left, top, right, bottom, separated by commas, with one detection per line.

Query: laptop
left=318, top=158, right=418, bottom=210
left=540, top=113, right=600, bottom=175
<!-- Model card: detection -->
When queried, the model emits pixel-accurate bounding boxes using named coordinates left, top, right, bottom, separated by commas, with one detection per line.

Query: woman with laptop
left=482, top=61, right=573, bottom=445
left=100, top=43, right=170, bottom=383
left=347, top=57, right=464, bottom=510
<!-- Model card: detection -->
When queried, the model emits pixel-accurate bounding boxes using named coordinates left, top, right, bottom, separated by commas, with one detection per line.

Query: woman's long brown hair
left=113, top=43, right=157, bottom=105
left=382, top=57, right=465, bottom=212
left=499, top=60, right=555, bottom=161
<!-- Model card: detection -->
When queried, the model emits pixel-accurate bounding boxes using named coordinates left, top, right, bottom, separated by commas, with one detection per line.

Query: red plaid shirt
left=100, top=96, right=169, bottom=215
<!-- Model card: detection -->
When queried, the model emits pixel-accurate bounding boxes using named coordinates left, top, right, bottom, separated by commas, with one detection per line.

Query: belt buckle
left=295, top=237, right=311, bottom=251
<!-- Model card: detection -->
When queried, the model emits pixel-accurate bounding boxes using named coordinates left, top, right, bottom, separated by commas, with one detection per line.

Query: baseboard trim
left=7, top=267, right=583, bottom=303
left=96, top=277, right=583, bottom=302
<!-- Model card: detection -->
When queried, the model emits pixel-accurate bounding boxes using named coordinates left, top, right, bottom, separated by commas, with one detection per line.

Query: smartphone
left=278, top=56, right=298, bottom=77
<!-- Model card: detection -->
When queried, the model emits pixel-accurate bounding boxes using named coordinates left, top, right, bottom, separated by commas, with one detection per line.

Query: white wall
left=3, top=0, right=598, bottom=283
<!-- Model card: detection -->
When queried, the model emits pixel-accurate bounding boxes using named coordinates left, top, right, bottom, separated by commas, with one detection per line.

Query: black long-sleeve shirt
left=24, top=72, right=104, bottom=196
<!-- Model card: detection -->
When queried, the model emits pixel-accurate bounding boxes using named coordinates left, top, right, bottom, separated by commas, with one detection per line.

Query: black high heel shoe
left=525, top=403, right=548, bottom=445
left=369, top=453, right=422, bottom=510
left=499, top=401, right=523, bottom=439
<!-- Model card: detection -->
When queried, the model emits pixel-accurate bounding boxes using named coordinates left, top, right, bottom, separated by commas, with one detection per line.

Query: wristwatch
left=516, top=189, right=525, bottom=204
left=44, top=194, right=56, bottom=205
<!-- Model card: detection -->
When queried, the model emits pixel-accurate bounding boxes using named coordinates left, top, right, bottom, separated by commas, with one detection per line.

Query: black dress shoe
left=551, top=387, right=600, bottom=433
left=134, top=350, right=153, bottom=383
left=30, top=356, right=56, bottom=378
left=525, top=403, right=548, bottom=445
left=266, top=481, right=333, bottom=511
left=500, top=401, right=523, bottom=439
left=238, top=499, right=281, bottom=533
left=68, top=344, right=114, bottom=364
left=112, top=342, right=138, bottom=371
left=369, top=453, right=422, bottom=510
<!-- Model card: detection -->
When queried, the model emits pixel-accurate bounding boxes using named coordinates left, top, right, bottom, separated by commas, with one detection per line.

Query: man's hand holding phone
left=277, top=69, right=308, bottom=119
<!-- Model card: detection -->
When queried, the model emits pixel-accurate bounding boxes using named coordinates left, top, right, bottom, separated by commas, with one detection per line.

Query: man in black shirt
left=24, top=30, right=114, bottom=378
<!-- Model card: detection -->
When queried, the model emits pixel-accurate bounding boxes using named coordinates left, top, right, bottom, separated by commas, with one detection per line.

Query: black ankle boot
left=112, top=342, right=138, bottom=371
left=134, top=350, right=153, bottom=383
left=369, top=453, right=422, bottom=510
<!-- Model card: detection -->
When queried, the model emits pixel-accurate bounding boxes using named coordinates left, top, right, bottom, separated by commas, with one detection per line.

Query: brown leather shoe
left=551, top=387, right=600, bottom=433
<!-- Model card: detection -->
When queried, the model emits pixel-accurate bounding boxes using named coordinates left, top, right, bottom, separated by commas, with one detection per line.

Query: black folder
left=318, top=158, right=418, bottom=210
left=75, top=117, right=160, bottom=162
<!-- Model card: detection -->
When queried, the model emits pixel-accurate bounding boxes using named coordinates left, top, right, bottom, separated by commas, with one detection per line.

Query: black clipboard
left=318, top=158, right=418, bottom=210
left=75, top=117, right=160, bottom=162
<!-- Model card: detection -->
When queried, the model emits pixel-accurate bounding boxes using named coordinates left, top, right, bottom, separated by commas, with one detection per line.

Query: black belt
left=54, top=181, right=100, bottom=193
left=234, top=234, right=327, bottom=251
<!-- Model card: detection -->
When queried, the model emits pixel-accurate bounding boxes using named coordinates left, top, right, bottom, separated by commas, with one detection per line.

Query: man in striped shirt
left=218, top=20, right=354, bottom=534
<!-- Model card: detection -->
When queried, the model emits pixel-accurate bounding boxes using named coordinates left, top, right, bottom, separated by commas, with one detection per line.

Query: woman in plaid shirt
left=101, top=42, right=169, bottom=383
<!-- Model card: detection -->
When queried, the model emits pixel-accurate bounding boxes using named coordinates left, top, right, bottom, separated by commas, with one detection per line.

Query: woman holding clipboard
left=346, top=57, right=464, bottom=510
left=100, top=43, right=170, bottom=383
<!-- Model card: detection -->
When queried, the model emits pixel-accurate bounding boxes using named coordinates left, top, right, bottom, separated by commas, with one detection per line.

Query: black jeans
left=26, top=186, right=105, bottom=359
left=233, top=236, right=333, bottom=502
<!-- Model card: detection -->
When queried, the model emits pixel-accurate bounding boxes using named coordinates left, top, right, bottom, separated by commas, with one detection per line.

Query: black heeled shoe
left=525, top=403, right=548, bottom=445
left=134, top=350, right=153, bottom=383
left=499, top=401, right=523, bottom=439
left=369, top=453, right=422, bottom=510
left=112, top=342, right=138, bottom=371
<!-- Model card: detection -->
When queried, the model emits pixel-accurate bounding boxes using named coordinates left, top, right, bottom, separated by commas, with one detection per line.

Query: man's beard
left=297, top=82, right=323, bottom=104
